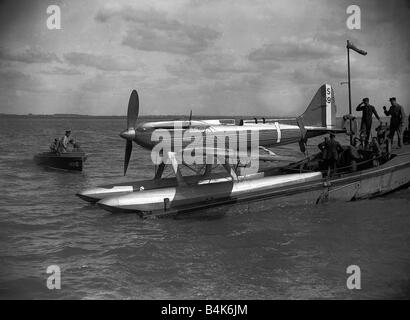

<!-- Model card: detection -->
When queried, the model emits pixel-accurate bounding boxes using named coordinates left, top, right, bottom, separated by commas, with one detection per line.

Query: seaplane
left=76, top=83, right=410, bottom=217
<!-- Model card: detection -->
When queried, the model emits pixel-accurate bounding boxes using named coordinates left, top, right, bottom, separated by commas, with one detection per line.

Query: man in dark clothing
left=318, top=137, right=329, bottom=158
left=383, top=97, right=406, bottom=148
left=49, top=139, right=59, bottom=152
left=407, top=115, right=410, bottom=130
left=320, top=133, right=343, bottom=176
left=356, top=97, right=382, bottom=145
left=404, top=114, right=410, bottom=145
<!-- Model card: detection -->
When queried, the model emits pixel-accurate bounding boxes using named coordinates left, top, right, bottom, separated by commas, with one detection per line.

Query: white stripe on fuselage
left=143, top=121, right=298, bottom=131
left=141, top=121, right=331, bottom=135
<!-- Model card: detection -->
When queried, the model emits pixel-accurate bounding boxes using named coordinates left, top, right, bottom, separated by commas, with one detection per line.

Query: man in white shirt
left=59, top=130, right=72, bottom=153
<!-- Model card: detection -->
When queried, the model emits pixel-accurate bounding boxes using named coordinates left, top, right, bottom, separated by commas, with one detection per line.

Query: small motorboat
left=34, top=151, right=87, bottom=171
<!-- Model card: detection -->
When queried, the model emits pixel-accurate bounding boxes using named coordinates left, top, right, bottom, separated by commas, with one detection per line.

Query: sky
left=0, top=0, right=409, bottom=117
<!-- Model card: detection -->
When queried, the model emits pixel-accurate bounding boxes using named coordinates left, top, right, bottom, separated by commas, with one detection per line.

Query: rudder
left=298, top=84, right=337, bottom=129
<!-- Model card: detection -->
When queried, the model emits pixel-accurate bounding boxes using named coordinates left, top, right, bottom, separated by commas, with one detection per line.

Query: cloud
left=0, top=46, right=60, bottom=64
left=0, top=69, right=46, bottom=92
left=167, top=53, right=260, bottom=82
left=0, top=69, right=29, bottom=89
left=363, top=0, right=410, bottom=26
left=64, top=52, right=138, bottom=71
left=248, top=37, right=339, bottom=62
left=320, top=63, right=346, bottom=80
left=79, top=73, right=146, bottom=93
left=319, top=56, right=391, bottom=82
left=198, top=53, right=257, bottom=74
left=41, top=66, right=84, bottom=75
left=95, top=6, right=220, bottom=55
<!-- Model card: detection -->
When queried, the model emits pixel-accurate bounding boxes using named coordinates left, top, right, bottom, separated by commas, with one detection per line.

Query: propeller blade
left=127, top=90, right=139, bottom=130
left=124, top=140, right=133, bottom=175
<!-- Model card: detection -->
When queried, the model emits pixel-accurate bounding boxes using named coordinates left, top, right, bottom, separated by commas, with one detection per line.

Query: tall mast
left=347, top=40, right=353, bottom=145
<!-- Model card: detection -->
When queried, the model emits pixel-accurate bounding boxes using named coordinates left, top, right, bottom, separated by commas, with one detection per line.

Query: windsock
left=347, top=40, right=367, bottom=56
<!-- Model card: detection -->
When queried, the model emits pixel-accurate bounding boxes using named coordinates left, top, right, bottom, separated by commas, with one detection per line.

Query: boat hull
left=34, top=152, right=86, bottom=171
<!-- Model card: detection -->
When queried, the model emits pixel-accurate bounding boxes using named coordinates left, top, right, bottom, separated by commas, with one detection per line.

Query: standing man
left=356, top=97, right=382, bottom=145
left=320, top=133, right=343, bottom=177
left=383, top=97, right=406, bottom=148
left=404, top=114, right=410, bottom=145
left=58, top=130, right=72, bottom=153
left=407, top=113, right=410, bottom=131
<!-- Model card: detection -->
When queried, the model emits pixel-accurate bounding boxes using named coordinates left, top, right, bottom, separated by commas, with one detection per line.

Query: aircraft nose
left=120, top=128, right=136, bottom=140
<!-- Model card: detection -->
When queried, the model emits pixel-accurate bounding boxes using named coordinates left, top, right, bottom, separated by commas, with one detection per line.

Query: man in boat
left=383, top=97, right=406, bottom=148
left=317, top=137, right=329, bottom=171
left=406, top=114, right=410, bottom=131
left=356, top=97, right=382, bottom=145
left=375, top=122, right=392, bottom=156
left=376, top=122, right=387, bottom=145
left=404, top=114, right=410, bottom=145
left=318, top=137, right=329, bottom=160
left=369, top=137, right=382, bottom=158
left=58, top=130, right=72, bottom=153
left=319, top=133, right=343, bottom=176
left=49, top=138, right=59, bottom=152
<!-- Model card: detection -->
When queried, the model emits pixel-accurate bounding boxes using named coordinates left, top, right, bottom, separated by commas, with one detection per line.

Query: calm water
left=0, top=116, right=409, bottom=299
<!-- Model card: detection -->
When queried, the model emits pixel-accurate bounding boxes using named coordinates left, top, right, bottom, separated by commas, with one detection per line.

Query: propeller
left=120, top=90, right=139, bottom=175
left=188, top=109, right=192, bottom=128
left=124, top=140, right=133, bottom=176
left=127, top=90, right=139, bottom=129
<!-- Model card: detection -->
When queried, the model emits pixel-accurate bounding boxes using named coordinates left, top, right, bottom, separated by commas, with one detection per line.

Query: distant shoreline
left=0, top=113, right=126, bottom=119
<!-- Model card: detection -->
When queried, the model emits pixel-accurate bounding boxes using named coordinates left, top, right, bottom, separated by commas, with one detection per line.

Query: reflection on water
left=0, top=116, right=409, bottom=299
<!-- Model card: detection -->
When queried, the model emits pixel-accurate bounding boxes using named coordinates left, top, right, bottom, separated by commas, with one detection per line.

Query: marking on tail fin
left=325, top=84, right=332, bottom=128
left=274, top=122, right=281, bottom=143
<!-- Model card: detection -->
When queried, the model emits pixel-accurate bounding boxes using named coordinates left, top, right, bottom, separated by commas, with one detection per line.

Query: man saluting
left=356, top=97, right=382, bottom=144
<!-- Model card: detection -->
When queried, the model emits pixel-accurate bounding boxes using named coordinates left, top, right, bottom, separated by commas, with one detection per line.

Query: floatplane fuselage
left=129, top=120, right=333, bottom=151
left=120, top=84, right=343, bottom=168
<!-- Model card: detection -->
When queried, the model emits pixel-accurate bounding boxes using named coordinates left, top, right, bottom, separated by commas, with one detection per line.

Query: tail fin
left=298, top=84, right=337, bottom=129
